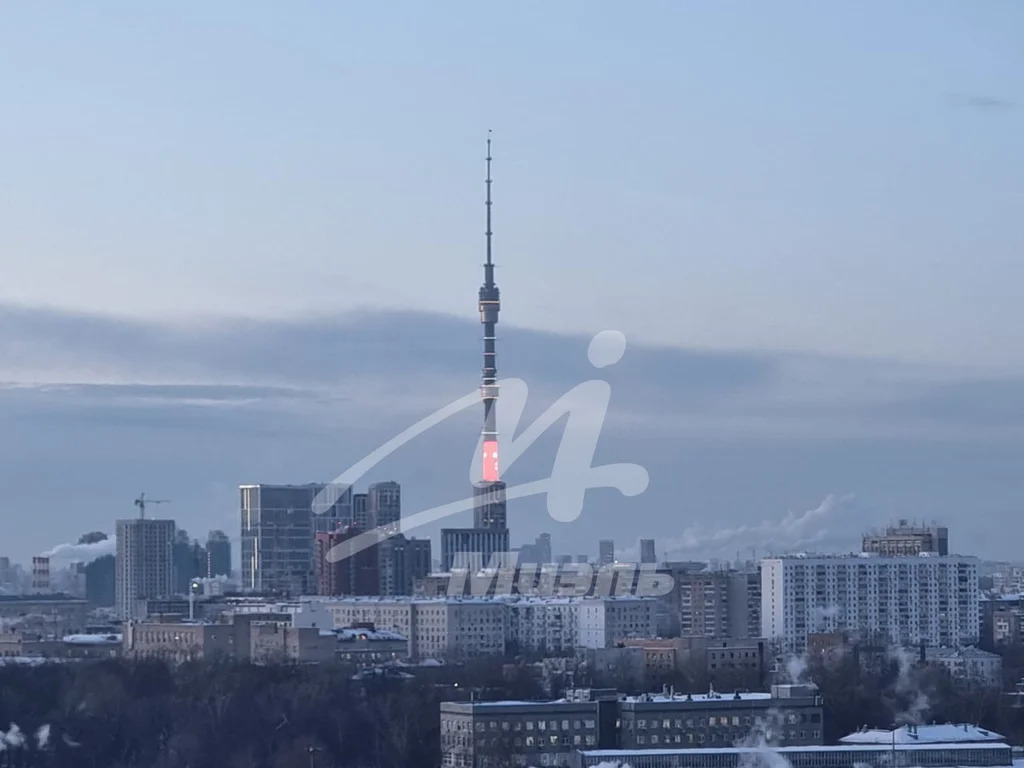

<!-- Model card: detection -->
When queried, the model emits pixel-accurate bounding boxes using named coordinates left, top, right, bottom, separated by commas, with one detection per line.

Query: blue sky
left=1, top=3, right=1023, bottom=563
left=1, top=1, right=1021, bottom=363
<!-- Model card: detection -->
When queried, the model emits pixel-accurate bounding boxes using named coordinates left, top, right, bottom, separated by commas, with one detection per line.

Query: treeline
left=4, top=653, right=1024, bottom=767
left=0, top=658, right=533, bottom=768
left=810, top=654, right=1024, bottom=743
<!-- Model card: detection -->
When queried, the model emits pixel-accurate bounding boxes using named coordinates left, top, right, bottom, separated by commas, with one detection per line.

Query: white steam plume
left=783, top=654, right=808, bottom=684
left=1, top=722, right=26, bottom=749
left=661, top=494, right=858, bottom=560
left=888, top=646, right=930, bottom=725
left=36, top=724, right=51, bottom=749
left=41, top=538, right=114, bottom=564
left=735, top=709, right=793, bottom=768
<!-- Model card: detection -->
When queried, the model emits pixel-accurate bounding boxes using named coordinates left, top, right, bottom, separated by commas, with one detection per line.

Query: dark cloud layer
left=2, top=304, right=1024, bottom=563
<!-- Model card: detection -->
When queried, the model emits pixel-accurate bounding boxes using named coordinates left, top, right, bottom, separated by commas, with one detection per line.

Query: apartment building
left=679, top=568, right=760, bottom=639
left=761, top=554, right=979, bottom=653
left=123, top=613, right=335, bottom=664
left=300, top=597, right=507, bottom=659
left=508, top=598, right=580, bottom=654
left=115, top=517, right=176, bottom=621
left=578, top=598, right=657, bottom=649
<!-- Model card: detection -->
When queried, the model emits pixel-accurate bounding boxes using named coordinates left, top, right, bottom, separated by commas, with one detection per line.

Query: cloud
left=4, top=304, right=1024, bottom=562
left=949, top=93, right=1017, bottom=111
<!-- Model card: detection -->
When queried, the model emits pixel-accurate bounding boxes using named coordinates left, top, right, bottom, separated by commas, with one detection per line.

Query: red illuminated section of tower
left=478, top=131, right=501, bottom=483
left=482, top=440, right=499, bottom=482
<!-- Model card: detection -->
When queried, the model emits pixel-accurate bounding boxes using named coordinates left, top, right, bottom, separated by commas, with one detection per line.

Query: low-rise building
left=924, top=647, right=1003, bottom=689
left=0, top=594, right=89, bottom=635
left=622, top=637, right=765, bottom=685
left=62, top=633, right=122, bottom=659
left=440, top=684, right=822, bottom=768
left=334, top=626, right=407, bottom=665
left=573, top=742, right=1012, bottom=768
left=617, top=684, right=822, bottom=749
left=441, top=687, right=620, bottom=768
left=839, top=723, right=1006, bottom=745
left=0, top=631, right=63, bottom=658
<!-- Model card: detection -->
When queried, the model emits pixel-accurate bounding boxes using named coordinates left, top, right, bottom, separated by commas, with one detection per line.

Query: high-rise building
left=598, top=540, right=615, bottom=566
left=517, top=533, right=553, bottom=565
left=352, top=493, right=369, bottom=530
left=862, top=520, right=949, bottom=556
left=31, top=556, right=51, bottom=594
left=761, top=553, right=979, bottom=653
left=367, top=481, right=401, bottom=533
left=312, top=484, right=354, bottom=534
left=172, top=530, right=206, bottom=595
left=85, top=554, right=115, bottom=606
left=206, top=530, right=232, bottom=578
left=639, top=539, right=656, bottom=564
left=116, top=517, right=175, bottom=620
left=441, top=528, right=511, bottom=571
left=378, top=535, right=432, bottom=596
left=314, top=526, right=379, bottom=596
left=240, top=484, right=320, bottom=595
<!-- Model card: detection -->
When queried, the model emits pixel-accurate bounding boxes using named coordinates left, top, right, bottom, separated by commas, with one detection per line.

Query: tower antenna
left=485, top=129, right=493, bottom=267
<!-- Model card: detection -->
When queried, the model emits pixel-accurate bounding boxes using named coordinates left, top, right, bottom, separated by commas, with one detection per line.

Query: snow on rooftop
left=580, top=743, right=1012, bottom=758
left=623, top=692, right=773, bottom=703
left=62, top=633, right=122, bottom=645
left=335, top=628, right=407, bottom=641
left=840, top=724, right=1005, bottom=744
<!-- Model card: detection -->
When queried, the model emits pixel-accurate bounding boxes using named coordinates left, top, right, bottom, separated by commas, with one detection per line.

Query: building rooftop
left=766, top=552, right=976, bottom=561
left=62, top=634, right=122, bottom=645
left=580, top=743, right=1012, bottom=757
left=924, top=647, right=1001, bottom=661
left=840, top=724, right=1006, bottom=745
left=335, top=628, right=406, bottom=642
left=622, top=691, right=773, bottom=703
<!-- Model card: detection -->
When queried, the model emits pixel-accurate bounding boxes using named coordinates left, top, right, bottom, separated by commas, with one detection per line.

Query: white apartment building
left=578, top=597, right=657, bottom=649
left=508, top=598, right=580, bottom=654
left=761, top=553, right=979, bottom=653
left=288, top=595, right=656, bottom=658
left=292, top=597, right=506, bottom=659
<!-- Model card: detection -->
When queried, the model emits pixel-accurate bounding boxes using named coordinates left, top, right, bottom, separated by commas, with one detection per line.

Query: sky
left=1, top=3, right=1022, bottom=564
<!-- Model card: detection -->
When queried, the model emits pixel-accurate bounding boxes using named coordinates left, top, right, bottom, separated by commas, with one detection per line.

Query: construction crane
left=134, top=492, right=170, bottom=520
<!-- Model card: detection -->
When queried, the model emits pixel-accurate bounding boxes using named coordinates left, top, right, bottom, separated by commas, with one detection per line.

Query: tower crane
left=134, top=492, right=171, bottom=520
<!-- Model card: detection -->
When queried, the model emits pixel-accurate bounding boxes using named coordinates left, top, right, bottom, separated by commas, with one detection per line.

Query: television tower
left=473, top=131, right=508, bottom=531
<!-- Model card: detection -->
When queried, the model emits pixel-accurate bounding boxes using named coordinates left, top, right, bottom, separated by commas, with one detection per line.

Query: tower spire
left=485, top=129, right=493, bottom=267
